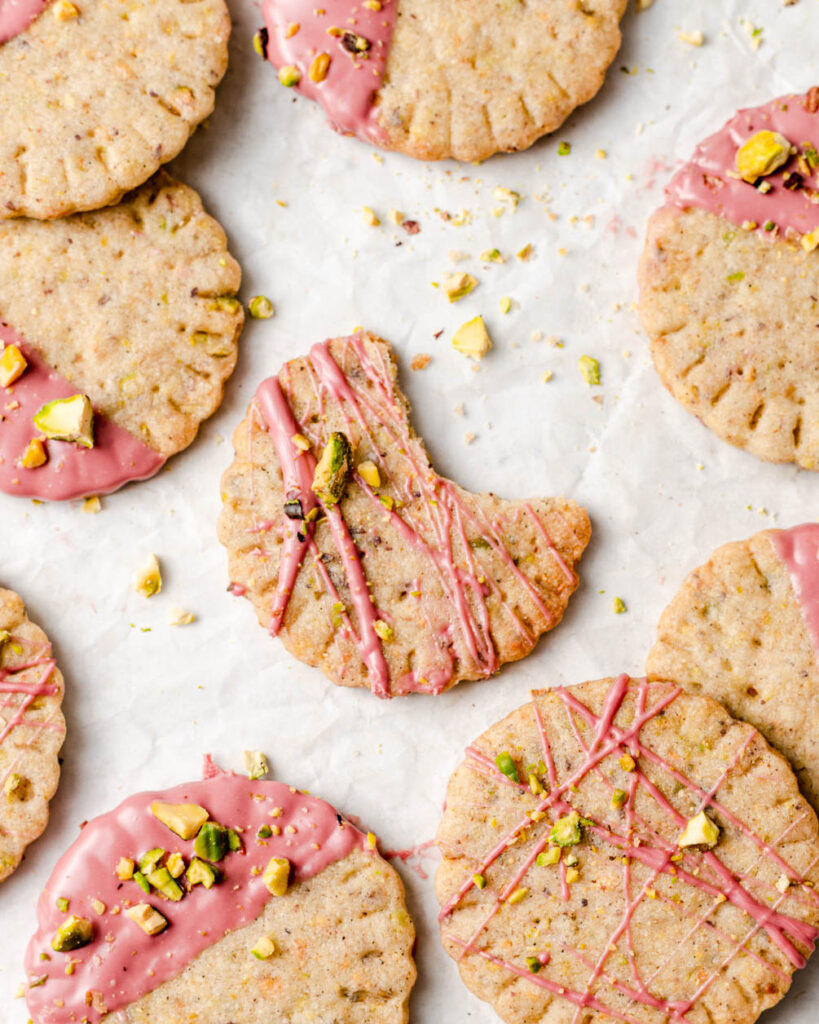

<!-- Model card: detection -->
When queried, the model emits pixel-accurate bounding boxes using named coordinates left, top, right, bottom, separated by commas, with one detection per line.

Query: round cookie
left=24, top=770, right=416, bottom=1023
left=0, top=0, right=230, bottom=220
left=0, top=586, right=65, bottom=884
left=218, top=331, right=590, bottom=699
left=639, top=88, right=819, bottom=470
left=436, top=674, right=819, bottom=1024
left=259, top=0, right=628, bottom=162
left=648, top=523, right=819, bottom=811
left=0, top=172, right=243, bottom=500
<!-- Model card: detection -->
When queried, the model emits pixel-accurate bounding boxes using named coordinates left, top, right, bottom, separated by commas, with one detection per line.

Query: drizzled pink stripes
left=440, top=675, right=819, bottom=1023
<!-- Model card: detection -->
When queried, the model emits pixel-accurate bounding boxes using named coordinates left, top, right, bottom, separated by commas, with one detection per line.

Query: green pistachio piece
left=311, top=432, right=352, bottom=507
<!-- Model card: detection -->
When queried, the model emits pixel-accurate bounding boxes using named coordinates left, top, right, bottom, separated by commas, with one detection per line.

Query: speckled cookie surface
left=0, top=0, right=230, bottom=220
left=647, top=527, right=819, bottom=811
left=639, top=205, right=819, bottom=470
left=0, top=172, right=243, bottom=463
left=108, top=848, right=415, bottom=1024
left=218, top=332, right=590, bottom=698
left=0, top=587, right=65, bottom=884
left=436, top=675, right=819, bottom=1024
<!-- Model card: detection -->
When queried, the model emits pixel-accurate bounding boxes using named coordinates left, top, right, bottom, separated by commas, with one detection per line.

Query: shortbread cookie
left=0, top=0, right=230, bottom=219
left=258, top=0, right=628, bottom=162
left=218, top=332, right=590, bottom=699
left=0, top=173, right=243, bottom=500
left=0, top=587, right=65, bottom=884
left=639, top=89, right=819, bottom=470
left=437, top=674, right=819, bottom=1024
left=24, top=770, right=416, bottom=1023
left=648, top=523, right=819, bottom=811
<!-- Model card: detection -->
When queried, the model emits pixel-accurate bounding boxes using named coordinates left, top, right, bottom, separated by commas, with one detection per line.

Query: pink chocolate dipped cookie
left=648, top=523, right=819, bottom=811
left=257, top=0, right=628, bottom=162
left=437, top=674, right=819, bottom=1024
left=0, top=173, right=243, bottom=501
left=24, top=768, right=416, bottom=1024
left=639, top=88, right=819, bottom=470
left=218, top=331, right=590, bottom=699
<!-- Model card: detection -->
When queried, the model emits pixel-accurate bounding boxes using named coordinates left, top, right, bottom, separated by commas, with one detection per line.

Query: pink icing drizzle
left=0, top=0, right=48, bottom=45
left=0, top=324, right=165, bottom=501
left=665, top=89, right=819, bottom=238
left=248, top=334, right=573, bottom=698
left=260, top=0, right=396, bottom=145
left=769, top=522, right=819, bottom=655
left=440, top=675, right=819, bottom=1023
left=24, top=773, right=368, bottom=1023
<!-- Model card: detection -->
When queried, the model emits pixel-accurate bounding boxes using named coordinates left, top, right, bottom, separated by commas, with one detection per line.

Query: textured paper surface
left=2, top=0, right=819, bottom=1019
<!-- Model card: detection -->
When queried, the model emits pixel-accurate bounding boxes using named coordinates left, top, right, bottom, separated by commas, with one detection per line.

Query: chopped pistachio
left=526, top=955, right=542, bottom=973
left=168, top=607, right=195, bottom=626
left=133, top=871, right=151, bottom=894
left=138, top=848, right=165, bottom=874
left=578, top=355, right=600, bottom=386
left=374, top=619, right=394, bottom=642
left=248, top=295, right=275, bottom=319
left=243, top=750, right=270, bottom=781
left=361, top=206, right=380, bottom=227
left=508, top=887, right=528, bottom=904
left=726, top=271, right=745, bottom=283
left=452, top=316, right=492, bottom=360
left=3, top=772, right=28, bottom=800
left=443, top=272, right=478, bottom=302
left=565, top=866, right=580, bottom=883
left=251, top=935, right=277, bottom=959
left=736, top=130, right=792, bottom=183
left=495, top=751, right=520, bottom=783
left=356, top=459, right=381, bottom=488
left=536, top=847, right=561, bottom=867
left=187, top=857, right=217, bottom=889
left=472, top=873, right=487, bottom=889
left=611, top=789, right=627, bottom=810
left=499, top=296, right=512, bottom=314
left=278, top=64, right=301, bottom=87
left=0, top=344, right=28, bottom=387
left=33, top=394, right=94, bottom=448
left=257, top=824, right=273, bottom=839
left=549, top=812, right=586, bottom=847
left=619, top=753, right=636, bottom=772
left=678, top=810, right=720, bottom=848
left=147, top=867, right=184, bottom=902
left=557, top=141, right=571, bottom=156
left=116, top=857, right=135, bottom=881
left=82, top=496, right=101, bottom=514
left=528, top=773, right=544, bottom=796
left=481, top=248, right=502, bottom=262
left=133, top=554, right=162, bottom=598
left=56, top=897, right=69, bottom=913
left=194, top=821, right=231, bottom=862
left=53, top=0, right=80, bottom=19
left=308, top=52, right=331, bottom=82
left=263, top=856, right=291, bottom=896
left=51, top=916, right=93, bottom=953
left=613, top=597, right=627, bottom=614
left=311, top=431, right=352, bottom=506
left=802, top=227, right=819, bottom=252
left=126, top=903, right=168, bottom=936
left=165, top=852, right=185, bottom=879
left=151, top=801, right=209, bottom=840
left=252, top=29, right=266, bottom=56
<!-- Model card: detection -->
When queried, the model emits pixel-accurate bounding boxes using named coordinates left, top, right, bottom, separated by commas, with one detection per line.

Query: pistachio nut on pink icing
left=261, top=0, right=396, bottom=144
left=0, top=0, right=49, bottom=45
left=441, top=675, right=819, bottom=1024
left=769, top=523, right=819, bottom=655
left=25, top=771, right=368, bottom=1023
left=665, top=88, right=819, bottom=239
left=0, top=324, right=165, bottom=500
left=249, top=333, right=573, bottom=698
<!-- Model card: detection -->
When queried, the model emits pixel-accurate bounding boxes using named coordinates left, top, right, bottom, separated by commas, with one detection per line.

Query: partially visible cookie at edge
left=218, top=331, right=591, bottom=699
left=0, top=586, right=65, bottom=884
left=24, top=771, right=416, bottom=1024
left=259, top=0, right=628, bottom=162
left=0, top=172, right=243, bottom=501
left=0, top=0, right=230, bottom=219
left=639, top=88, right=819, bottom=470
left=648, top=522, right=819, bottom=811
left=437, top=675, right=819, bottom=1024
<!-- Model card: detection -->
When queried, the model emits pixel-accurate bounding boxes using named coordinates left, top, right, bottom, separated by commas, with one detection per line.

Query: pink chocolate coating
left=25, top=772, right=368, bottom=1023
left=0, top=323, right=165, bottom=501
left=261, top=0, right=396, bottom=144
left=665, top=90, right=819, bottom=237
left=770, top=523, right=819, bottom=656
left=0, top=0, right=48, bottom=44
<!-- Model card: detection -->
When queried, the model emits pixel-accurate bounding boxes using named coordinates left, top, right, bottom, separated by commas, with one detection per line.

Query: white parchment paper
left=2, top=0, right=819, bottom=1019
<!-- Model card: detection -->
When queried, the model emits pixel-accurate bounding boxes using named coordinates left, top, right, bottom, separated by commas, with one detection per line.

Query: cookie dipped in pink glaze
left=0, top=0, right=49, bottom=45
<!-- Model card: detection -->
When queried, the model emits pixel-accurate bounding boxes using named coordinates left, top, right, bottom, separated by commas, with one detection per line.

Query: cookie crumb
left=168, top=607, right=195, bottom=626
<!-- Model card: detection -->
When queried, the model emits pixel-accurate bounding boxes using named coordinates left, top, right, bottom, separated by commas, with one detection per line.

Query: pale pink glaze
left=25, top=772, right=368, bottom=1023
left=441, top=675, right=819, bottom=1023
left=770, top=523, right=819, bottom=655
left=0, top=0, right=49, bottom=44
left=247, top=333, right=571, bottom=698
left=0, top=324, right=165, bottom=501
left=261, top=0, right=396, bottom=145
left=666, top=90, right=819, bottom=238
